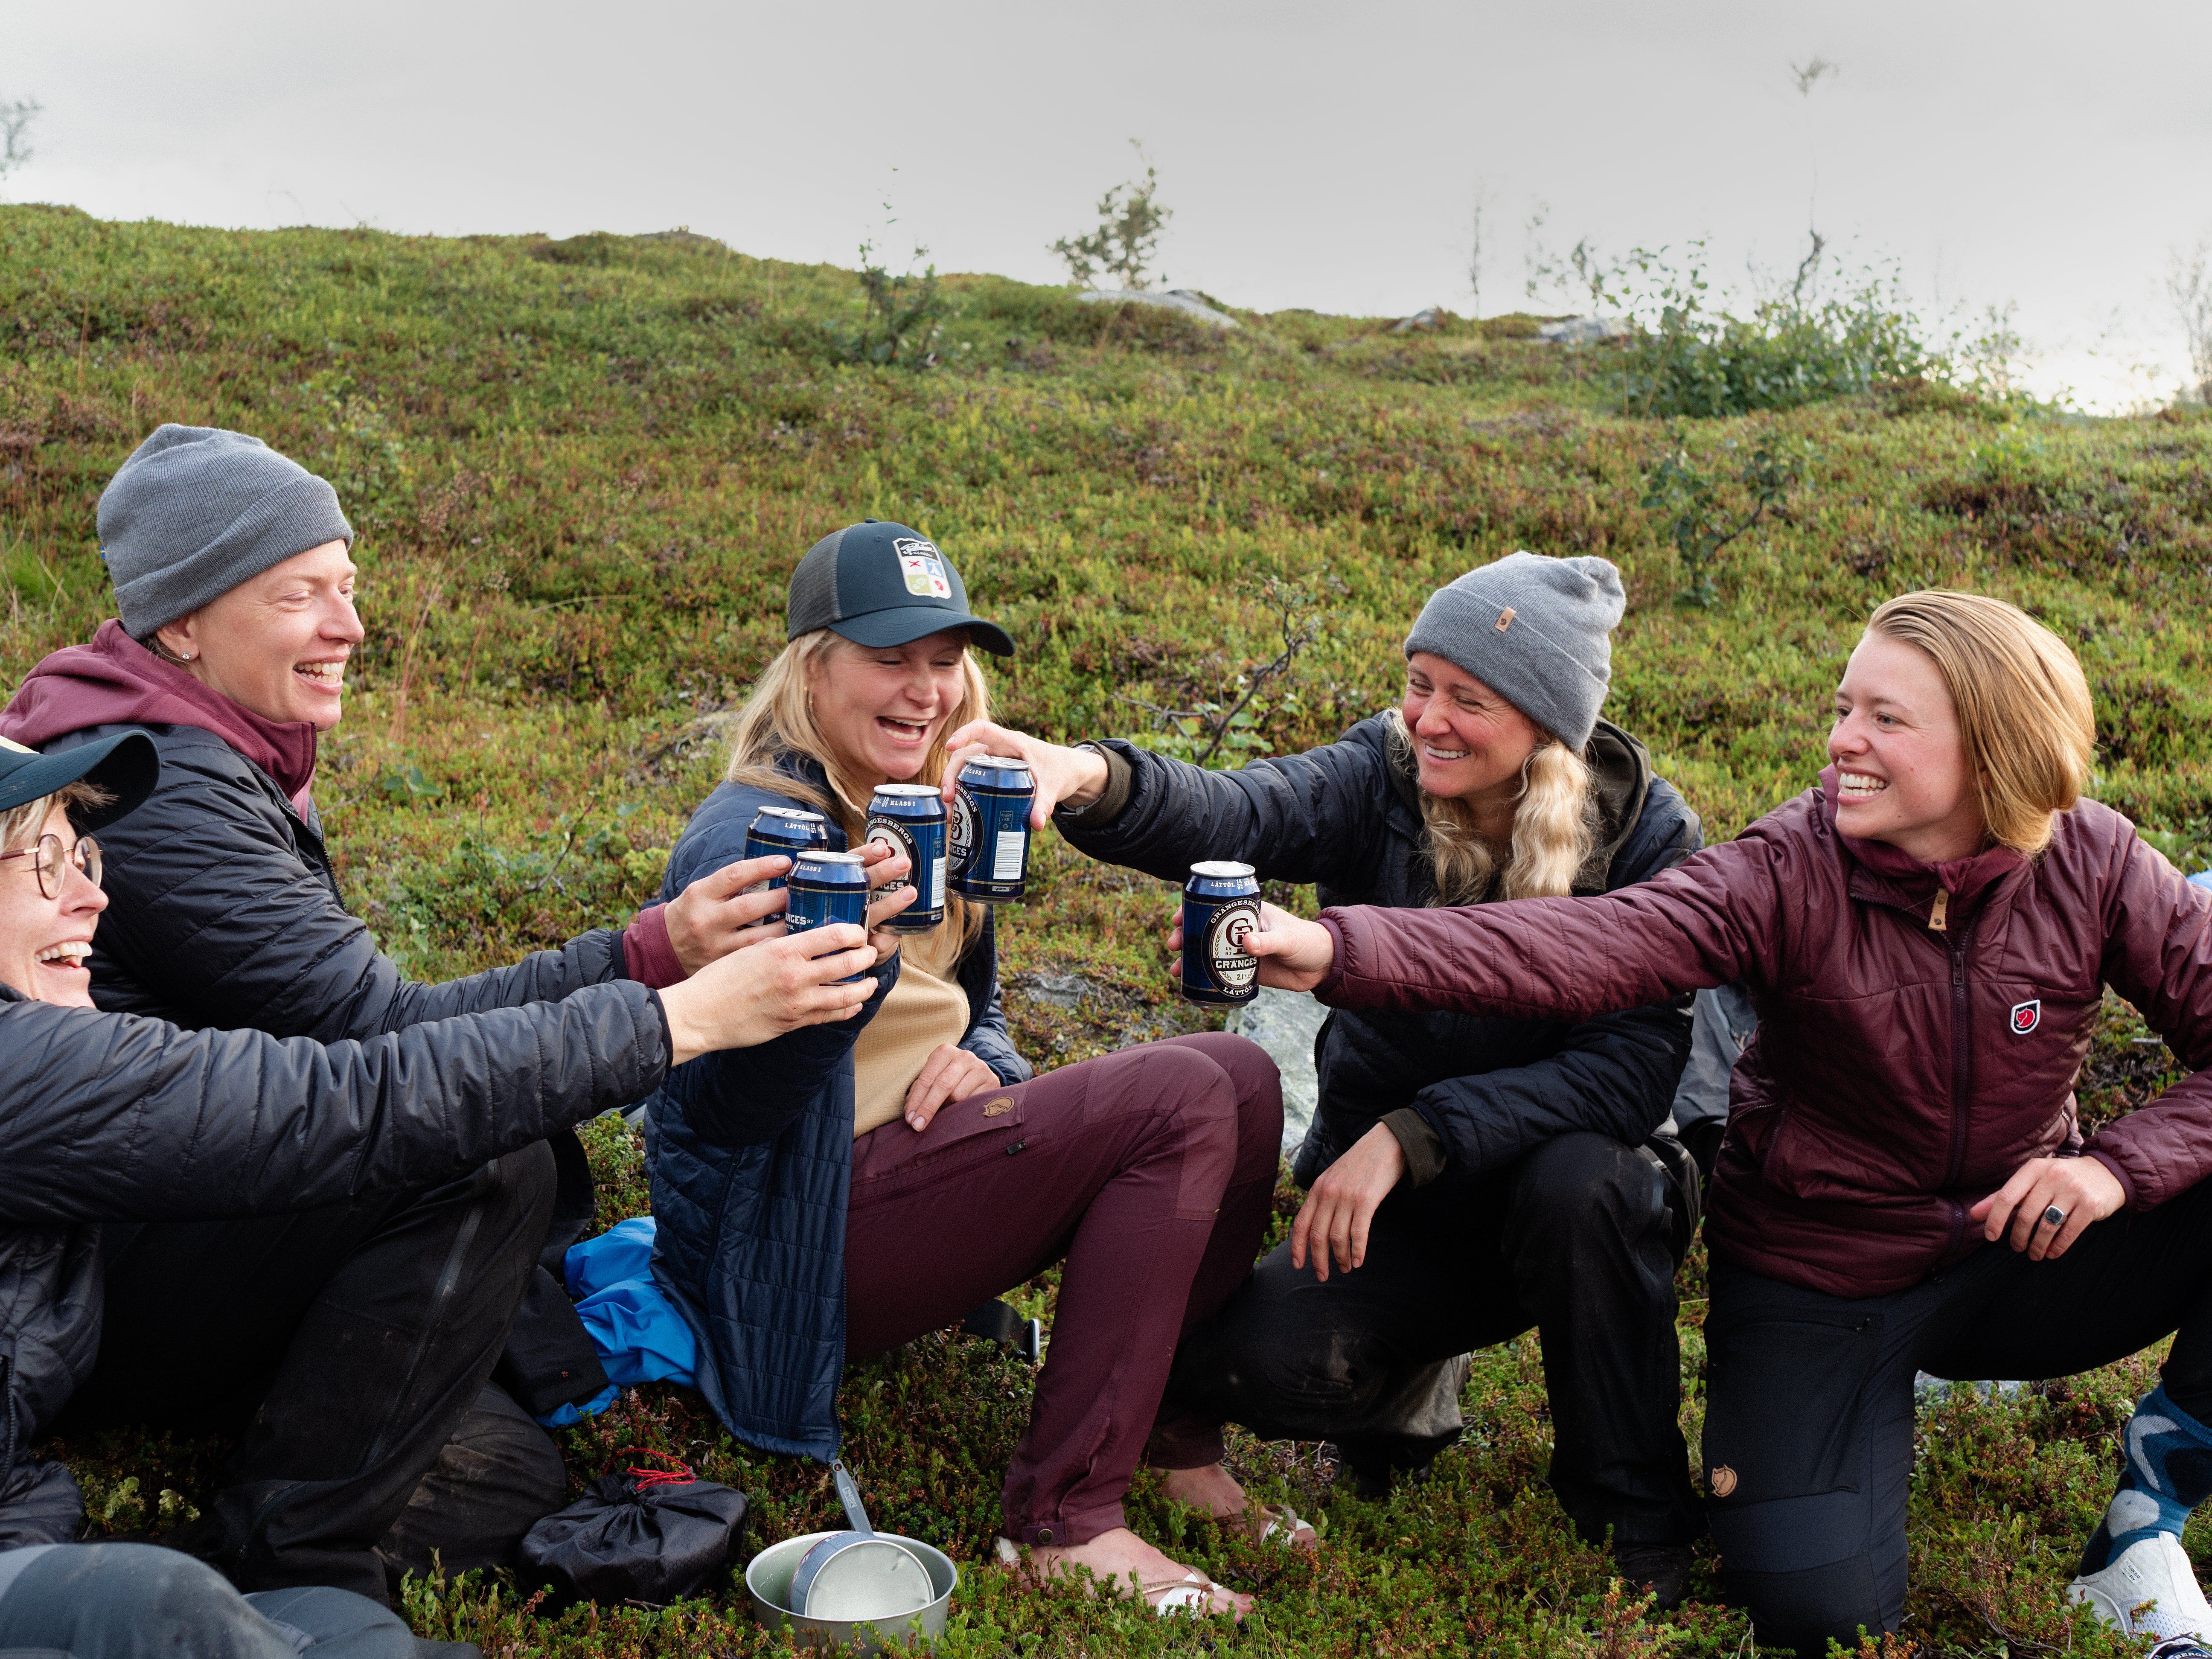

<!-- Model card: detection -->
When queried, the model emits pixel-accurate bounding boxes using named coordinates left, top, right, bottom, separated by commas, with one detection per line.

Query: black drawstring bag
left=519, top=1450, right=748, bottom=1608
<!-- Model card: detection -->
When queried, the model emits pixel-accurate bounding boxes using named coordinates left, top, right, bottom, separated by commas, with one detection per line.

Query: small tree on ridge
left=1050, top=140, right=1172, bottom=291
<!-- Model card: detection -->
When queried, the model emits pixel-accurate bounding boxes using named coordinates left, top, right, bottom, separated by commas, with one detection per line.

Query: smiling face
left=154, top=540, right=363, bottom=730
left=1401, top=652, right=1547, bottom=808
left=806, top=629, right=972, bottom=788
left=1828, top=629, right=1988, bottom=863
left=0, top=802, right=108, bottom=1008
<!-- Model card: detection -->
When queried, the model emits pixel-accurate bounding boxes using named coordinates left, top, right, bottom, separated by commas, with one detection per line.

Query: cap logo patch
left=1494, top=606, right=1516, bottom=632
left=2010, top=999, right=2041, bottom=1036
left=893, top=537, right=952, bottom=599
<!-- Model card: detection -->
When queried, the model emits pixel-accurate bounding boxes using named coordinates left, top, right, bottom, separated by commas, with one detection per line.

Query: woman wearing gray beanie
left=944, top=550, right=1710, bottom=1605
left=0, top=425, right=904, bottom=1604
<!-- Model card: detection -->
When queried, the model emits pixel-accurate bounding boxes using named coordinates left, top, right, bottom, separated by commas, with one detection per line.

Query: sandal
left=995, top=1538, right=1244, bottom=1618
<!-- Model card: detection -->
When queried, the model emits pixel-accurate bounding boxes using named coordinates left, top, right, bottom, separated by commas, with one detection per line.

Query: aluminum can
left=1182, top=860, right=1263, bottom=1006
left=865, top=783, right=947, bottom=933
left=786, top=850, right=870, bottom=980
left=744, top=806, right=830, bottom=894
left=949, top=757, right=1035, bottom=902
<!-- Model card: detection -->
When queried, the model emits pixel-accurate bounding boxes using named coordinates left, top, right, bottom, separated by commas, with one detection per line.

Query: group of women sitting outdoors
left=0, top=421, right=2206, bottom=1658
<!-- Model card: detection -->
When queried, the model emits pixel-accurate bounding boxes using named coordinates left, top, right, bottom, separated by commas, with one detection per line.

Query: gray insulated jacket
left=0, top=979, right=672, bottom=1547
left=644, top=754, right=1029, bottom=1461
left=1056, top=714, right=1701, bottom=1188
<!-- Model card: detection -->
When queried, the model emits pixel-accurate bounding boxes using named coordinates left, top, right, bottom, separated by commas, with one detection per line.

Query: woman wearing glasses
left=0, top=731, right=885, bottom=1654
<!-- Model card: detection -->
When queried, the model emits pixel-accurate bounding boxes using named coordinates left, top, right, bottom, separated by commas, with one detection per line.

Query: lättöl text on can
left=865, top=783, right=947, bottom=933
left=949, top=757, right=1035, bottom=902
left=744, top=806, right=830, bottom=895
left=787, top=850, right=870, bottom=980
left=1182, top=861, right=1262, bottom=1006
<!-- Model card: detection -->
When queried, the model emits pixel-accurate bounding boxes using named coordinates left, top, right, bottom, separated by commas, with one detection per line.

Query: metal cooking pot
left=747, top=1528, right=958, bottom=1655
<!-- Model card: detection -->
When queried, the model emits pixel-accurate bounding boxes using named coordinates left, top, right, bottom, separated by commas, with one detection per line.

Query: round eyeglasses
left=0, top=833, right=102, bottom=899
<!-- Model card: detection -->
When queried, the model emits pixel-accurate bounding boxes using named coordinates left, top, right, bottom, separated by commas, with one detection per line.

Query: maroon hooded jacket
left=1313, top=770, right=2212, bottom=1296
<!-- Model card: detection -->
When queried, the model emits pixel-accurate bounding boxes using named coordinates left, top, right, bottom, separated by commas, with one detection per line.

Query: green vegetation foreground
left=4, top=205, right=2212, bottom=1654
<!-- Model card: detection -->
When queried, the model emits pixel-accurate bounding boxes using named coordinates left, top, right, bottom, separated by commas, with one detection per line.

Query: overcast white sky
left=9, top=1, right=2210, bottom=410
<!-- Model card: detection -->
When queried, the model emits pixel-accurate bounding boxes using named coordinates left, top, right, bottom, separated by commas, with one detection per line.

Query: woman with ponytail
left=953, top=551, right=1711, bottom=1605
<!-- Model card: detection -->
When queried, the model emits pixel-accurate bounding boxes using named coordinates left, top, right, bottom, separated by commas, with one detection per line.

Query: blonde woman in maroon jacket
left=1223, top=591, right=2212, bottom=1656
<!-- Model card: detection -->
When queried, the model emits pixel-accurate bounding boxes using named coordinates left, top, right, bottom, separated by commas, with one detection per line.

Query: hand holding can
left=1181, top=862, right=1261, bottom=1005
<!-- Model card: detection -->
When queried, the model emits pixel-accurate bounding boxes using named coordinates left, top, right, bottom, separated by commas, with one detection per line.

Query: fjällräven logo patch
left=2010, top=1000, right=2041, bottom=1035
left=893, top=537, right=952, bottom=598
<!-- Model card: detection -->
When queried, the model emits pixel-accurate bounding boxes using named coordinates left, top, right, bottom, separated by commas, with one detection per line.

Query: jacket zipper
left=1941, top=914, right=1977, bottom=1251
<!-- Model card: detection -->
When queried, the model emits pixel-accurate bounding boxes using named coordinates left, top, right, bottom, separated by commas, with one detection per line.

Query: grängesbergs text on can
left=949, top=757, right=1034, bottom=902
left=865, top=783, right=947, bottom=932
left=786, top=849, right=870, bottom=980
left=1182, top=860, right=1262, bottom=1006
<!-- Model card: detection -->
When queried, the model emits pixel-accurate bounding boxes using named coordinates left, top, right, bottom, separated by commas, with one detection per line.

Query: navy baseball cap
left=0, top=731, right=159, bottom=830
left=786, top=521, right=1015, bottom=657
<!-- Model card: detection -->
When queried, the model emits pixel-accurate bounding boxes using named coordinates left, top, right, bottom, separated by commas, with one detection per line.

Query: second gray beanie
left=98, top=425, right=354, bottom=638
left=1403, top=551, right=1626, bottom=749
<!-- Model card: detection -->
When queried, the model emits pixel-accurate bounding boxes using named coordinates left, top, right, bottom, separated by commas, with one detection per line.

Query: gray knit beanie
left=97, top=425, right=355, bottom=637
left=1403, top=551, right=1625, bottom=749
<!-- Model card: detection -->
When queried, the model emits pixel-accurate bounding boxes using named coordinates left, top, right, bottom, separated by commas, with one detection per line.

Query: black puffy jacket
left=1056, top=714, right=1701, bottom=1186
left=0, top=978, right=672, bottom=1546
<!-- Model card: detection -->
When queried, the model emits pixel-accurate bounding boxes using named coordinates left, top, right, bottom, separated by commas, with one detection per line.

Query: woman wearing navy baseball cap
left=642, top=521, right=1295, bottom=1618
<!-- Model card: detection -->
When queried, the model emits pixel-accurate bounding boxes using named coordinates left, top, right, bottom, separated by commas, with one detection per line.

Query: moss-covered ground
left=6, top=205, right=2211, bottom=1653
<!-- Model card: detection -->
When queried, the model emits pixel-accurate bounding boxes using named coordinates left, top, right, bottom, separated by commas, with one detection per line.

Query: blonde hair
left=1, top=780, right=112, bottom=862
left=725, top=628, right=994, bottom=950
left=1386, top=711, right=1596, bottom=903
left=1864, top=590, right=2096, bottom=858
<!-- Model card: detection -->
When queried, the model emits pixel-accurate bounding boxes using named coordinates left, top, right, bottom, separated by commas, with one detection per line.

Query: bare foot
left=1016, top=1525, right=1251, bottom=1618
left=1158, top=1463, right=1320, bottom=1549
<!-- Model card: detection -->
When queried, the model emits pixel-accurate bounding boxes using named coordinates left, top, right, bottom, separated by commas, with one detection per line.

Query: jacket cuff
left=1052, top=744, right=1134, bottom=829
left=621, top=904, right=687, bottom=990
left=1313, top=916, right=1351, bottom=1003
left=1382, top=1108, right=1447, bottom=1187
left=2084, top=1147, right=2139, bottom=1209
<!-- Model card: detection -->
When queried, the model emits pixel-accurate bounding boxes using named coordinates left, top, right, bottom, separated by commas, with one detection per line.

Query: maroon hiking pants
left=844, top=1032, right=1281, bottom=1546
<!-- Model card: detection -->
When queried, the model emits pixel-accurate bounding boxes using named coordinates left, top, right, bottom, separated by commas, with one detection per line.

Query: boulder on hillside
left=1390, top=307, right=1446, bottom=333
left=1075, top=289, right=1240, bottom=329
left=1537, top=314, right=1632, bottom=344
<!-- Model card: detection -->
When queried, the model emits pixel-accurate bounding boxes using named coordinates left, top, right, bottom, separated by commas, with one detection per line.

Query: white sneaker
left=2069, top=1534, right=2212, bottom=1643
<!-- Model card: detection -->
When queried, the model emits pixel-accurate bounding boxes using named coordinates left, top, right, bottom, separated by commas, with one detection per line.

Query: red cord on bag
left=607, top=1446, right=695, bottom=1489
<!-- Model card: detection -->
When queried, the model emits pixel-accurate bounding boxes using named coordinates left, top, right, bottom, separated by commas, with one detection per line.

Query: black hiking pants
left=1705, top=1173, right=2212, bottom=1656
left=1159, top=1129, right=1705, bottom=1547
left=56, top=1144, right=565, bottom=1604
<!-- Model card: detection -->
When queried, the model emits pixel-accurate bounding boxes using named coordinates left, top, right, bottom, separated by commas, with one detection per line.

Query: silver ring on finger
left=2042, top=1204, right=2067, bottom=1229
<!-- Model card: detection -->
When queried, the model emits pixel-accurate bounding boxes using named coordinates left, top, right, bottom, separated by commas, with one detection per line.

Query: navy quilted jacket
left=644, top=756, right=1030, bottom=1459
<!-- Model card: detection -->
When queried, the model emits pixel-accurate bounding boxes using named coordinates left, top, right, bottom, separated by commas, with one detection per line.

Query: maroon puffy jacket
left=1313, top=769, right=2212, bottom=1296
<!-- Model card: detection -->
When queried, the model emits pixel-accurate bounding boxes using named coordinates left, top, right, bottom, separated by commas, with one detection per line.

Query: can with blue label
left=865, top=783, right=947, bottom=932
left=1182, top=861, right=1262, bottom=1006
left=744, top=806, right=830, bottom=896
left=786, top=850, right=870, bottom=979
left=949, top=757, right=1035, bottom=902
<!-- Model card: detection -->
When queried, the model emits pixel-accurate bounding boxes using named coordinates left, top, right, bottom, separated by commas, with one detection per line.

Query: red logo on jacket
left=2009, top=1000, right=2041, bottom=1035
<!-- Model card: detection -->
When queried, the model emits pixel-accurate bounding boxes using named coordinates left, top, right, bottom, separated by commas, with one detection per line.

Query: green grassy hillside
left=6, top=205, right=2210, bottom=1655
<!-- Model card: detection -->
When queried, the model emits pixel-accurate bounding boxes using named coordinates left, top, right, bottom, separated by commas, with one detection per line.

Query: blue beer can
left=949, top=757, right=1035, bottom=902
left=744, top=805, right=830, bottom=894
left=786, top=849, right=870, bottom=980
left=1182, top=860, right=1263, bottom=1006
left=865, top=783, right=947, bottom=933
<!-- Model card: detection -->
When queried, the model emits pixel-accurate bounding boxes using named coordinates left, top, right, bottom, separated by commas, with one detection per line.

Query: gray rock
left=1228, top=987, right=1326, bottom=1156
left=1390, top=307, right=1445, bottom=334
left=1025, top=972, right=1093, bottom=1010
left=1537, top=315, right=1631, bottom=345
left=1074, top=289, right=1240, bottom=329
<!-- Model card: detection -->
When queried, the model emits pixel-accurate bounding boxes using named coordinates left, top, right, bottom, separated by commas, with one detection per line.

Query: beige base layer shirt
left=850, top=924, right=973, bottom=1138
